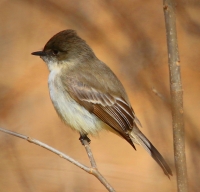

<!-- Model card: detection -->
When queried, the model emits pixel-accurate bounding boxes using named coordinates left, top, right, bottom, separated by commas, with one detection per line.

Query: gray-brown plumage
left=32, top=30, right=172, bottom=178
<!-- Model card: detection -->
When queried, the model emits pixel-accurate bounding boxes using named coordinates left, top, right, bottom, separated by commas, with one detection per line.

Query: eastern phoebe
left=32, top=30, right=172, bottom=177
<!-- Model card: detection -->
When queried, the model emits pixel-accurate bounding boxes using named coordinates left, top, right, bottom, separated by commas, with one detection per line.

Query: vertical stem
left=163, top=1, right=188, bottom=192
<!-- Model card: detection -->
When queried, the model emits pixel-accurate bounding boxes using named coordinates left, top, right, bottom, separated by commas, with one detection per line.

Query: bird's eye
left=52, top=49, right=59, bottom=55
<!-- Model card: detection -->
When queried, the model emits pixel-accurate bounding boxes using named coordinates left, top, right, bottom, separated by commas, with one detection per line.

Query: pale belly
left=48, top=70, right=104, bottom=135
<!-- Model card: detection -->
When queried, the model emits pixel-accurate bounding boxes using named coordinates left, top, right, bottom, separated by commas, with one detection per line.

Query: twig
left=0, top=127, right=115, bottom=192
left=80, top=136, right=115, bottom=192
left=151, top=87, right=167, bottom=102
left=163, top=1, right=188, bottom=192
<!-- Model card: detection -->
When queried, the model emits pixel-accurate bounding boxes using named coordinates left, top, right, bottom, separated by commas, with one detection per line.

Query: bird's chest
left=48, top=70, right=103, bottom=135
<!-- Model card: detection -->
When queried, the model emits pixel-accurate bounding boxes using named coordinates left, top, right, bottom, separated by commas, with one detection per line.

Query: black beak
left=31, top=51, right=46, bottom=56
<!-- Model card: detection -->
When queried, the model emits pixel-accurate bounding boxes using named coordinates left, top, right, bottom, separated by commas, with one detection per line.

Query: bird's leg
left=79, top=134, right=91, bottom=145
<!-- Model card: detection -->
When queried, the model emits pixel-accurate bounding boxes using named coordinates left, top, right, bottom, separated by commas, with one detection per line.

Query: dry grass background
left=0, top=0, right=200, bottom=191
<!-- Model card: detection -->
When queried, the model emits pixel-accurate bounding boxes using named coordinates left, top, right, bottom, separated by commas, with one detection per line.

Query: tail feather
left=130, top=128, right=172, bottom=178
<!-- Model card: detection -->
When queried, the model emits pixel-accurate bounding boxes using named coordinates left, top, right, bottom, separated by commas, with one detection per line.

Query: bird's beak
left=31, top=51, right=46, bottom=56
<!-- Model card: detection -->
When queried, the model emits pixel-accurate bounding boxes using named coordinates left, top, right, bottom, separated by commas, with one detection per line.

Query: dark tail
left=130, top=127, right=172, bottom=178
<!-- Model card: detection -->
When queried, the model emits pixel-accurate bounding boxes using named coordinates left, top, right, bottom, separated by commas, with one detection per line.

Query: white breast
left=48, top=68, right=103, bottom=135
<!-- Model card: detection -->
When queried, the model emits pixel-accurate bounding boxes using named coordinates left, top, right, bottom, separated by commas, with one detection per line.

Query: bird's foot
left=79, top=134, right=91, bottom=145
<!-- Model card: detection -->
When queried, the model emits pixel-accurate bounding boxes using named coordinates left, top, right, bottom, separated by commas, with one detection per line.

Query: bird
left=32, top=29, right=172, bottom=178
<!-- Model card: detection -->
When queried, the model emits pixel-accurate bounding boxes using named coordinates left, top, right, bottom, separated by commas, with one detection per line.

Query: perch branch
left=80, top=136, right=115, bottom=192
left=0, top=127, right=115, bottom=192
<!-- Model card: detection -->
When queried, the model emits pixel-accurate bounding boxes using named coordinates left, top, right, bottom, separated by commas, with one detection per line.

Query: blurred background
left=0, top=0, right=200, bottom=191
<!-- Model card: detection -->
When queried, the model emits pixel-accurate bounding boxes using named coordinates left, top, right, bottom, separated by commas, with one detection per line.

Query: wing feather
left=67, top=79, right=136, bottom=149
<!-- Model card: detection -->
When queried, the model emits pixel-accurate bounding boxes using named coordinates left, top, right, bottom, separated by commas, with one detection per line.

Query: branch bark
left=0, top=127, right=115, bottom=192
left=163, top=1, right=188, bottom=192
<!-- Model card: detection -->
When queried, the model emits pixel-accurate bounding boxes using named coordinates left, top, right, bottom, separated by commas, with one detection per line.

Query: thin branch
left=81, top=137, right=115, bottom=192
left=163, top=1, right=188, bottom=192
left=80, top=137, right=97, bottom=168
left=151, top=87, right=168, bottom=102
left=0, top=127, right=115, bottom=192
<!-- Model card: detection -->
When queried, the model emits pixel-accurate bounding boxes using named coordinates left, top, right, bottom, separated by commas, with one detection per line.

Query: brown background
left=0, top=0, right=200, bottom=191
